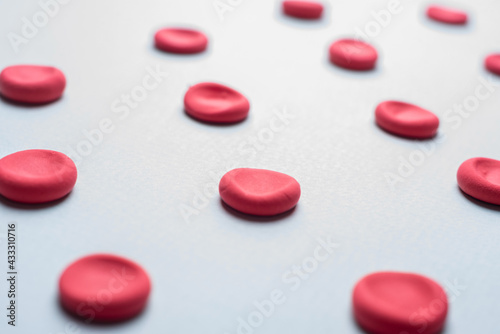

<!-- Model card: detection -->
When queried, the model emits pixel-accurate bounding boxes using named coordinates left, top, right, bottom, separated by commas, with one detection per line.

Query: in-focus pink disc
left=426, top=5, right=468, bottom=25
left=154, top=28, right=208, bottom=54
left=457, top=157, right=500, bottom=205
left=0, top=65, right=66, bottom=104
left=353, top=272, right=448, bottom=334
left=485, top=54, right=500, bottom=76
left=219, top=168, right=301, bottom=216
left=184, top=82, right=250, bottom=123
left=282, top=1, right=324, bottom=19
left=375, top=101, right=439, bottom=139
left=0, top=150, right=77, bottom=204
left=329, top=39, right=378, bottom=71
left=59, top=254, right=151, bottom=322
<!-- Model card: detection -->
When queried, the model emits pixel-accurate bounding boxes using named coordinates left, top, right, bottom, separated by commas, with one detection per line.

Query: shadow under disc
left=458, top=187, right=500, bottom=212
left=58, top=297, right=148, bottom=327
left=323, top=55, right=383, bottom=80
left=0, top=192, right=72, bottom=210
left=149, top=44, right=212, bottom=62
left=220, top=198, right=297, bottom=223
left=0, top=95, right=63, bottom=108
left=183, top=109, right=248, bottom=127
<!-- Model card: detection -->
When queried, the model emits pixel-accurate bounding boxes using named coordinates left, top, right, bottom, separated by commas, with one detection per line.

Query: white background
left=1, top=0, right=500, bottom=333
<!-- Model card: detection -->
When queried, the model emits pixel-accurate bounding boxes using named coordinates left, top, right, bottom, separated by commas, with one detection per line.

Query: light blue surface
left=1, top=0, right=499, bottom=333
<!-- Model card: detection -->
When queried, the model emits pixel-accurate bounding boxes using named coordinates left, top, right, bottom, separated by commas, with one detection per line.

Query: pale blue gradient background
left=0, top=0, right=499, bottom=333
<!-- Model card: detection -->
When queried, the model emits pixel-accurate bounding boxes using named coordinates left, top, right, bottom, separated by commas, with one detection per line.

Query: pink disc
left=375, top=101, right=439, bottom=139
left=0, top=65, right=66, bottom=104
left=219, top=168, right=301, bottom=216
left=59, top=254, right=151, bottom=322
left=184, top=82, right=250, bottom=123
left=282, top=1, right=324, bottom=19
left=329, top=39, right=378, bottom=71
left=154, top=28, right=208, bottom=54
left=457, top=157, right=500, bottom=205
left=426, top=5, right=468, bottom=25
left=0, top=150, right=77, bottom=204
left=485, top=54, right=500, bottom=76
left=353, top=272, right=448, bottom=334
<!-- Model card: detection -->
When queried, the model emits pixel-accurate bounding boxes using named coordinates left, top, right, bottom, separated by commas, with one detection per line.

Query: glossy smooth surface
left=353, top=272, right=448, bottom=334
left=59, top=254, right=151, bottom=322
left=0, top=150, right=77, bottom=204
left=375, top=101, right=439, bottom=139
left=219, top=168, right=301, bottom=216
left=184, top=82, right=250, bottom=123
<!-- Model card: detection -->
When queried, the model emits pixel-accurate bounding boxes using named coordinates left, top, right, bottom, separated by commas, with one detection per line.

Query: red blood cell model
left=457, top=157, right=500, bottom=205
left=375, top=101, right=439, bottom=139
left=0, top=65, right=66, bottom=104
left=219, top=168, right=301, bottom=216
left=0, top=150, right=77, bottom=204
left=353, top=272, right=448, bottom=334
left=282, top=1, right=324, bottom=19
left=426, top=5, right=468, bottom=25
left=184, top=82, right=250, bottom=123
left=154, top=28, right=208, bottom=54
left=329, top=39, right=378, bottom=71
left=59, top=254, right=151, bottom=322
left=485, top=54, right=500, bottom=76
